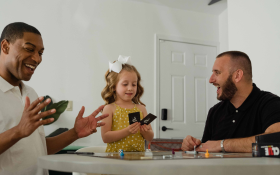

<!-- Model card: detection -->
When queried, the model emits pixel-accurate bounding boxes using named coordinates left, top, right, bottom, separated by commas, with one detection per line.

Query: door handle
left=161, top=109, right=167, bottom=120
left=162, top=126, right=173, bottom=131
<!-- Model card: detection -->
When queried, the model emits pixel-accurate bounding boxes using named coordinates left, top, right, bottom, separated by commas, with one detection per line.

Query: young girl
left=101, top=56, right=154, bottom=152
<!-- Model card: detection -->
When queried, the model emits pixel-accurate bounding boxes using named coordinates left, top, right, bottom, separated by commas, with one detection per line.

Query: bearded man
left=181, top=51, right=280, bottom=153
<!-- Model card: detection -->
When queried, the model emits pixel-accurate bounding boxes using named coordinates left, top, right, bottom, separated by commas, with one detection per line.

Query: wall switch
left=66, top=101, right=73, bottom=111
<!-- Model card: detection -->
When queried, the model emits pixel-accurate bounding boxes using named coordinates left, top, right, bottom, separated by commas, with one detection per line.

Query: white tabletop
left=38, top=153, right=280, bottom=175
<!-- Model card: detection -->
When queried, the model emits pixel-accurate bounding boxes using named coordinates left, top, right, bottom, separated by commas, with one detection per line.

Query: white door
left=159, top=40, right=217, bottom=139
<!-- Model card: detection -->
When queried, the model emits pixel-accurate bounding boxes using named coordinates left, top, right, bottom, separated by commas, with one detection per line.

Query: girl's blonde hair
left=101, top=64, right=145, bottom=106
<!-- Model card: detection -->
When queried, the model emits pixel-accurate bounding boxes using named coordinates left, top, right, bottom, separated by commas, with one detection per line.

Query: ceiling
left=126, top=0, right=227, bottom=15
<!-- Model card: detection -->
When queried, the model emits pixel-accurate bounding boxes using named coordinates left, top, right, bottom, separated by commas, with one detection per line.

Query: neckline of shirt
left=114, top=103, right=137, bottom=110
left=228, top=83, right=260, bottom=112
left=0, top=75, right=29, bottom=95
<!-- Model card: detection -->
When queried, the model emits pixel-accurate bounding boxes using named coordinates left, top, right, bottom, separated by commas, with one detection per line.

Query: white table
left=38, top=153, right=280, bottom=175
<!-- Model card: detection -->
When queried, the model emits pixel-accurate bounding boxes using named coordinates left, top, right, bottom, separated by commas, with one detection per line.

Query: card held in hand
left=140, top=113, right=157, bottom=125
left=128, top=112, right=141, bottom=125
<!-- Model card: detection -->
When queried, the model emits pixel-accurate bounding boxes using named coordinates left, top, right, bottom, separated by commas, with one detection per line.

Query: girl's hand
left=140, top=124, right=152, bottom=133
left=127, top=122, right=140, bottom=134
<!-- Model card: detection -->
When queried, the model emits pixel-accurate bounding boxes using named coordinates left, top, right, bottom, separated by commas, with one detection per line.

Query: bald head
left=217, top=51, right=252, bottom=82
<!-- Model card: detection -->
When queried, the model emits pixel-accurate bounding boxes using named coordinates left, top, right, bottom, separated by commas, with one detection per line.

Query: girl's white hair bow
left=109, top=55, right=132, bottom=73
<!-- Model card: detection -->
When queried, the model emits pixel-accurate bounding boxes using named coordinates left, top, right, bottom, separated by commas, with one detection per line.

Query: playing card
left=128, top=112, right=141, bottom=125
left=140, top=113, right=157, bottom=125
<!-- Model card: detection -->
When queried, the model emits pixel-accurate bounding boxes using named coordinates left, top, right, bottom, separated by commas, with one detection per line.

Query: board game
left=78, top=151, right=252, bottom=160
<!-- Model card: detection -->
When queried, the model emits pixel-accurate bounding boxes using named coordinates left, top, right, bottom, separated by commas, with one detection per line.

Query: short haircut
left=217, top=51, right=252, bottom=82
left=0, top=22, right=41, bottom=44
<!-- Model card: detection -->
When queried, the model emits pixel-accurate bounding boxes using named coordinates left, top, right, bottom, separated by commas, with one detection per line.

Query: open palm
left=74, top=106, right=108, bottom=138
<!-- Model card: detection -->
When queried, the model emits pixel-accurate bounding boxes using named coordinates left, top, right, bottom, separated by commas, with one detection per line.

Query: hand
left=181, top=135, right=201, bottom=151
left=16, top=96, right=56, bottom=138
left=127, top=122, right=140, bottom=134
left=140, top=124, right=152, bottom=133
left=195, top=140, right=221, bottom=152
left=74, top=105, right=109, bottom=138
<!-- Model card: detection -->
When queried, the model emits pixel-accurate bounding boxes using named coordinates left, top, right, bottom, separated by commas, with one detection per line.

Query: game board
left=80, top=151, right=252, bottom=160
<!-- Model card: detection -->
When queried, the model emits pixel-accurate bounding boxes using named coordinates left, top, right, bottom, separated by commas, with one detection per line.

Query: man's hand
left=195, top=140, right=221, bottom=152
left=16, top=96, right=56, bottom=138
left=181, top=135, right=201, bottom=151
left=127, top=122, right=141, bottom=134
left=74, top=105, right=109, bottom=138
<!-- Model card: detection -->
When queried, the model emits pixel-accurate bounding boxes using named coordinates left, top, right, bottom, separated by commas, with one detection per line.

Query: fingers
left=38, top=117, right=54, bottom=126
left=140, top=124, right=149, bottom=132
left=81, top=105, right=108, bottom=122
left=24, top=96, right=31, bottom=110
left=182, top=135, right=197, bottom=151
left=129, top=122, right=140, bottom=133
left=35, top=108, right=56, bottom=121
left=95, top=114, right=109, bottom=121
left=131, top=122, right=140, bottom=128
left=195, top=139, right=201, bottom=146
left=195, top=143, right=203, bottom=151
left=188, top=135, right=197, bottom=147
left=32, top=98, right=52, bottom=115
left=27, top=96, right=44, bottom=111
left=97, top=122, right=105, bottom=127
left=90, top=105, right=105, bottom=117
left=76, top=106, right=85, bottom=120
left=181, top=144, right=189, bottom=151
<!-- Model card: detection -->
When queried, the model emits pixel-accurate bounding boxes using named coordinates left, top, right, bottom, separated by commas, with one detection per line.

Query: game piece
left=144, top=151, right=153, bottom=157
left=118, top=149, right=124, bottom=157
left=89, top=151, right=252, bottom=160
left=140, top=113, right=157, bottom=125
left=194, top=146, right=197, bottom=155
left=128, top=112, right=141, bottom=125
left=205, top=149, right=209, bottom=158
left=163, top=155, right=172, bottom=159
left=185, top=151, right=197, bottom=154
left=184, top=146, right=198, bottom=155
left=118, top=149, right=123, bottom=154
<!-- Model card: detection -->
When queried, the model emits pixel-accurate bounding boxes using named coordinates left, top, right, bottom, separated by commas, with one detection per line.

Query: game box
left=252, top=143, right=280, bottom=157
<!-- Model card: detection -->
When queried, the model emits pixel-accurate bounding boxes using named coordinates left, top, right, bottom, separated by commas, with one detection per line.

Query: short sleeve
left=260, top=94, right=280, bottom=132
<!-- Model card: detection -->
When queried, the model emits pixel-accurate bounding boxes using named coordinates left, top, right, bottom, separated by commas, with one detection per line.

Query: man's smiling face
left=209, top=55, right=238, bottom=101
left=4, top=32, right=44, bottom=84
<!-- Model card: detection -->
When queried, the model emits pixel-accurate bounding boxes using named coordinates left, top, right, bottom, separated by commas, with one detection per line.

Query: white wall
left=0, top=0, right=219, bottom=146
left=228, top=0, right=280, bottom=95
left=219, top=9, right=228, bottom=53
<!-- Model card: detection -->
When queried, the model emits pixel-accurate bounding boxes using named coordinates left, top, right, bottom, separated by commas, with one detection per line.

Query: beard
left=217, top=74, right=238, bottom=101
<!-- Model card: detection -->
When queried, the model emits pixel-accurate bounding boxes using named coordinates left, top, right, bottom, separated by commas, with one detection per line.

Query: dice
left=118, top=149, right=123, bottom=154
left=118, top=149, right=124, bottom=156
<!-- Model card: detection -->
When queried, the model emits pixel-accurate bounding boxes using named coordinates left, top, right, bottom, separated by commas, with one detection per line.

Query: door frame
left=154, top=34, right=219, bottom=138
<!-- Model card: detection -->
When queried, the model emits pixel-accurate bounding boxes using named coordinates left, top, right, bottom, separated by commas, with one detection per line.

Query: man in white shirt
left=0, top=22, right=108, bottom=175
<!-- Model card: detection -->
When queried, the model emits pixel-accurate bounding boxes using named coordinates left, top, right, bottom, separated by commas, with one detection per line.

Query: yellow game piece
left=205, top=149, right=210, bottom=158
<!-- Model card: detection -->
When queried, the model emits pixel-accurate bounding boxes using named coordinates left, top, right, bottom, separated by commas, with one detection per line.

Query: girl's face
left=115, top=70, right=138, bottom=103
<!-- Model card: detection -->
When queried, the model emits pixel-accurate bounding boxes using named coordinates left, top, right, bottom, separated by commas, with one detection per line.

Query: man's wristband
left=221, top=139, right=226, bottom=153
